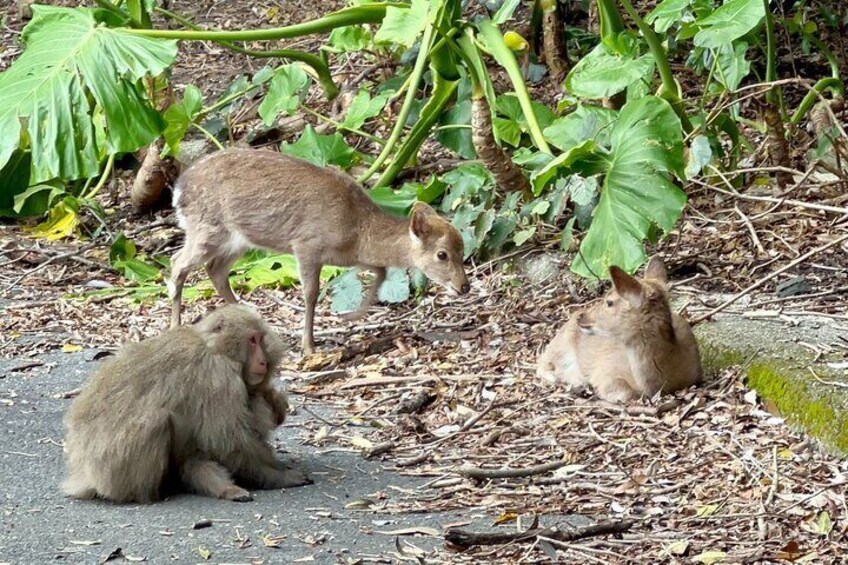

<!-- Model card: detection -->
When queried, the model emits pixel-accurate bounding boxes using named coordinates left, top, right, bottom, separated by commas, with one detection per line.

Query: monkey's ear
left=211, top=320, right=225, bottom=333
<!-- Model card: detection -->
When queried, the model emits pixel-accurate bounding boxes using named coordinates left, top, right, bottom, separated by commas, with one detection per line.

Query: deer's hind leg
left=169, top=230, right=229, bottom=327
left=206, top=252, right=243, bottom=304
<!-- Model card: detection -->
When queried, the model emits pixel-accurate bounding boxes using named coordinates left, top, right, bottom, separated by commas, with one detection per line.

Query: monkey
left=62, top=304, right=310, bottom=504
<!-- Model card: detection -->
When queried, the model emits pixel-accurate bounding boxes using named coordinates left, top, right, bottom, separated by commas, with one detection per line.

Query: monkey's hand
left=263, top=387, right=289, bottom=427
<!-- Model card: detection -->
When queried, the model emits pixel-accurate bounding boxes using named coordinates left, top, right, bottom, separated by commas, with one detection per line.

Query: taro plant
left=2, top=0, right=845, bottom=291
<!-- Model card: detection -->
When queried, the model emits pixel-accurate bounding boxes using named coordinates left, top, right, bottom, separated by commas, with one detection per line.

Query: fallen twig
left=690, top=232, right=848, bottom=325
left=458, top=457, right=570, bottom=480
left=3, top=242, right=100, bottom=291
left=444, top=519, right=635, bottom=548
left=363, top=440, right=396, bottom=459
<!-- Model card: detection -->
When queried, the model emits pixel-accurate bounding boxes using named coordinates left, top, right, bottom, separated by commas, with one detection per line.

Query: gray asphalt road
left=0, top=350, right=480, bottom=564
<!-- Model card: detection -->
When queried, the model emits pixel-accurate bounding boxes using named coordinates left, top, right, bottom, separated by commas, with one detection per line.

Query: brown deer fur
left=536, top=257, right=702, bottom=403
left=168, top=148, right=469, bottom=354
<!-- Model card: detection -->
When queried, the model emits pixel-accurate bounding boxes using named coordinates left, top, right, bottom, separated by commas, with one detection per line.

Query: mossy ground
left=698, top=324, right=848, bottom=455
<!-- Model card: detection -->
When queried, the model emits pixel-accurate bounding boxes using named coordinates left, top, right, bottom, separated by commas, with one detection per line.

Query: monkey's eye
left=437, top=251, right=448, bottom=261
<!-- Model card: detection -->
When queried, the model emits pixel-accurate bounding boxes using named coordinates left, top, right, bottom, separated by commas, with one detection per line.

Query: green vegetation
left=0, top=0, right=844, bottom=310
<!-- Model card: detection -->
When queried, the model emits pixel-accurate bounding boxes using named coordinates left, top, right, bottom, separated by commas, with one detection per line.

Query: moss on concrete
left=697, top=322, right=848, bottom=455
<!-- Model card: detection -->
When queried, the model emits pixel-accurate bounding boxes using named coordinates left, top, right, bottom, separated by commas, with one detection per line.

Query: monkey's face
left=245, top=331, right=269, bottom=386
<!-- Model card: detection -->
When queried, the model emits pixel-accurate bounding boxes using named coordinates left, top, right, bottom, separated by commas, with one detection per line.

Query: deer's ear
left=609, top=266, right=643, bottom=307
left=644, top=256, right=668, bottom=284
left=410, top=203, right=432, bottom=240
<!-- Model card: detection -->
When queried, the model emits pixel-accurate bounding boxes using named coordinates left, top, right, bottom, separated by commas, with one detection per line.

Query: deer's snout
left=576, top=312, right=594, bottom=333
left=453, top=272, right=470, bottom=295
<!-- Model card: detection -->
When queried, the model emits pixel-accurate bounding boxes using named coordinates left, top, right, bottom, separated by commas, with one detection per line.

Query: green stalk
left=762, top=0, right=780, bottom=108
left=372, top=73, right=458, bottom=188
left=807, top=36, right=842, bottom=88
left=128, top=4, right=395, bottom=41
left=476, top=19, right=552, bottom=153
left=299, top=105, right=386, bottom=145
left=617, top=0, right=692, bottom=133
left=455, top=31, right=497, bottom=130
left=789, top=78, right=844, bottom=126
left=357, top=23, right=436, bottom=183
left=596, top=0, right=625, bottom=45
left=92, top=0, right=133, bottom=24
left=155, top=7, right=338, bottom=98
left=83, top=154, right=116, bottom=199
left=126, top=0, right=151, bottom=28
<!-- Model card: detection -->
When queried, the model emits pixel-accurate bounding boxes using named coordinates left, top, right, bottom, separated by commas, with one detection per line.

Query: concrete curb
left=695, top=313, right=848, bottom=455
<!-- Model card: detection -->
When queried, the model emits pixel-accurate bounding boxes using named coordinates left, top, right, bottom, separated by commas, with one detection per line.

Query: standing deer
left=168, top=148, right=469, bottom=354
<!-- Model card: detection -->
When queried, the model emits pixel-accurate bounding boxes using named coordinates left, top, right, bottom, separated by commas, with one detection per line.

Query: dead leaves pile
left=286, top=268, right=848, bottom=564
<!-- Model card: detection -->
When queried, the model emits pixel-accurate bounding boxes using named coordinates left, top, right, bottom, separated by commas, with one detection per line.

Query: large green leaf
left=0, top=6, right=177, bottom=182
left=339, top=90, right=391, bottom=131
left=647, top=0, right=691, bottom=33
left=374, top=0, right=429, bottom=47
left=543, top=105, right=617, bottom=153
left=565, top=43, right=655, bottom=99
left=378, top=268, right=411, bottom=303
left=493, top=94, right=556, bottom=147
left=162, top=85, right=203, bottom=158
left=714, top=41, right=751, bottom=91
left=280, top=125, right=357, bottom=168
left=571, top=96, right=686, bottom=278
left=530, top=140, right=600, bottom=196
left=258, top=64, right=310, bottom=126
left=693, top=0, right=765, bottom=48
left=328, top=26, right=372, bottom=52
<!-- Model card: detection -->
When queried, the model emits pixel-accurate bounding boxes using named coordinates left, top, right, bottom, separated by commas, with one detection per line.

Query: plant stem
left=299, top=105, right=386, bottom=145
left=807, top=36, right=842, bottom=86
left=84, top=154, right=116, bottom=199
left=154, top=7, right=338, bottom=98
left=617, top=0, right=693, bottom=133
left=129, top=4, right=394, bottom=41
left=372, top=73, right=458, bottom=187
left=193, top=122, right=225, bottom=150
left=476, top=19, right=552, bottom=153
left=357, top=23, right=436, bottom=183
left=92, top=0, right=132, bottom=24
left=126, top=0, right=151, bottom=28
left=596, top=0, right=625, bottom=44
left=789, top=77, right=844, bottom=126
left=762, top=0, right=779, bottom=107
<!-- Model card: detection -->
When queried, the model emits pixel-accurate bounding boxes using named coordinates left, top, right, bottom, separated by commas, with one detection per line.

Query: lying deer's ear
left=609, top=266, right=643, bottom=307
left=644, top=255, right=668, bottom=284
left=410, top=203, right=432, bottom=240
left=411, top=201, right=436, bottom=216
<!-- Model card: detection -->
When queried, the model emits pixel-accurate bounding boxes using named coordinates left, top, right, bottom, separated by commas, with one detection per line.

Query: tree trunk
left=471, top=96, right=532, bottom=198
left=130, top=138, right=180, bottom=212
left=762, top=101, right=791, bottom=186
left=540, top=0, right=569, bottom=83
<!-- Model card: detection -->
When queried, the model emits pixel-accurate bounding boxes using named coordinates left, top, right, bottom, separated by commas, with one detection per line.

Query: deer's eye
left=437, top=251, right=448, bottom=261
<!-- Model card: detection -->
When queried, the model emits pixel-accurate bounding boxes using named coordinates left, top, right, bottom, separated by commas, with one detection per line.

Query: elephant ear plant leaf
left=0, top=6, right=177, bottom=184
left=568, top=97, right=687, bottom=278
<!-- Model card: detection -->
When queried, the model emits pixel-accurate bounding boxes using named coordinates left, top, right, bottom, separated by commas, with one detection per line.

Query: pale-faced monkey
left=62, top=305, right=310, bottom=503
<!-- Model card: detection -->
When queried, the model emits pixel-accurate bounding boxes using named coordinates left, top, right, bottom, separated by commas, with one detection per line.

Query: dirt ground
left=3, top=1, right=848, bottom=563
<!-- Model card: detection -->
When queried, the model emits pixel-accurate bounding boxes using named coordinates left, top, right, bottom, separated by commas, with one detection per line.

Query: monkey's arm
left=261, top=386, right=288, bottom=426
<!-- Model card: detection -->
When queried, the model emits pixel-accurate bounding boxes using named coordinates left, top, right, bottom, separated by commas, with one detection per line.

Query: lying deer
left=536, top=256, right=702, bottom=403
left=168, top=148, right=470, bottom=354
